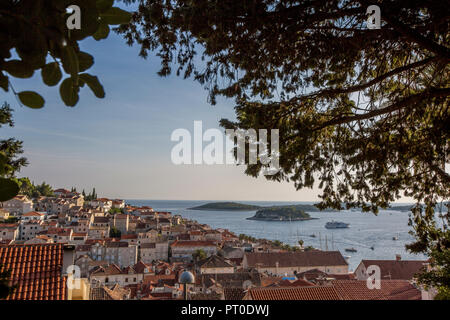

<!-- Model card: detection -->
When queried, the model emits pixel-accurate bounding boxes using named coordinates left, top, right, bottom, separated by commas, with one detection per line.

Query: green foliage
left=109, top=207, right=124, bottom=214
left=408, top=203, right=450, bottom=299
left=121, top=0, right=449, bottom=291
left=190, top=202, right=261, bottom=211
left=0, top=0, right=132, bottom=108
left=84, top=187, right=98, bottom=201
left=109, top=226, right=121, bottom=238
left=0, top=177, right=19, bottom=202
left=0, top=264, right=15, bottom=299
left=14, top=177, right=54, bottom=198
left=253, top=206, right=311, bottom=220
left=34, top=182, right=55, bottom=197
left=0, top=102, right=27, bottom=201
left=192, top=249, right=207, bottom=261
left=0, top=217, right=18, bottom=224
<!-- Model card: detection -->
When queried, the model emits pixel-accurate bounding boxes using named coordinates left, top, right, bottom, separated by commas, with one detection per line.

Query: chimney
left=395, top=254, right=401, bottom=261
left=62, top=244, right=76, bottom=274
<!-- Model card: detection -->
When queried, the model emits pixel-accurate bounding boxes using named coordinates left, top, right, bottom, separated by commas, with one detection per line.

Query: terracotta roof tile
left=171, top=240, right=216, bottom=247
left=332, top=280, right=422, bottom=300
left=245, top=251, right=348, bottom=268
left=360, top=259, right=427, bottom=280
left=247, top=286, right=342, bottom=300
left=0, top=244, right=66, bottom=300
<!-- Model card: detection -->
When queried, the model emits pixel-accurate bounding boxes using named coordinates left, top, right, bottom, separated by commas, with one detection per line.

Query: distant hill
left=188, top=202, right=339, bottom=212
left=247, top=206, right=316, bottom=221
left=188, top=201, right=428, bottom=214
left=188, top=202, right=262, bottom=211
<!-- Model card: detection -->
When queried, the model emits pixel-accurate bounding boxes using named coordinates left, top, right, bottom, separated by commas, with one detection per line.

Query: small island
left=246, top=206, right=317, bottom=221
left=188, top=202, right=262, bottom=211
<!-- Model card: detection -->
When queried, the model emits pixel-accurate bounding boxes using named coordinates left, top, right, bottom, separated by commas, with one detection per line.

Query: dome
left=179, top=271, right=195, bottom=284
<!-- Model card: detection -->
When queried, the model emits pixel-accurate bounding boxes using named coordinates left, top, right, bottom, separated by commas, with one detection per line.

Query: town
left=0, top=187, right=435, bottom=300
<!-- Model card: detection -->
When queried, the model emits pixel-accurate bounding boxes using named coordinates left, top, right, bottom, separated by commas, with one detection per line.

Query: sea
left=127, top=200, right=427, bottom=271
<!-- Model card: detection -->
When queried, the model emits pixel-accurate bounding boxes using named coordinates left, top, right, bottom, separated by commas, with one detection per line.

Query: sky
left=0, top=6, right=415, bottom=202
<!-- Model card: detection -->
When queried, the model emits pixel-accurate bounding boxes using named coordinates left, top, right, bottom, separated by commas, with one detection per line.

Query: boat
left=345, top=247, right=357, bottom=252
left=325, top=221, right=350, bottom=229
left=370, top=246, right=375, bottom=250
left=392, top=236, right=398, bottom=240
left=309, top=234, right=316, bottom=238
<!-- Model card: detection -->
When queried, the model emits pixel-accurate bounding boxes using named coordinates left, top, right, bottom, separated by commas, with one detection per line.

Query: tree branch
left=313, top=87, right=450, bottom=131
left=304, top=56, right=437, bottom=98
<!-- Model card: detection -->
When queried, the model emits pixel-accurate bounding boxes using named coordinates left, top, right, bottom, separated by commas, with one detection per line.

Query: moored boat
left=325, top=221, right=350, bottom=229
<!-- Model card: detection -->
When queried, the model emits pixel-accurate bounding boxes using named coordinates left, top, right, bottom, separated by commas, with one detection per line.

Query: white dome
left=179, top=271, right=195, bottom=284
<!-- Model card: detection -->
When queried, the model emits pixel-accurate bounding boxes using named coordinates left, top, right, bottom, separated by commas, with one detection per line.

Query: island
left=246, top=206, right=317, bottom=221
left=188, top=202, right=339, bottom=212
left=188, top=202, right=262, bottom=211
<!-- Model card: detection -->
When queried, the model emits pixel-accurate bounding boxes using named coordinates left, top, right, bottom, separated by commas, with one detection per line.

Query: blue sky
left=1, top=25, right=327, bottom=201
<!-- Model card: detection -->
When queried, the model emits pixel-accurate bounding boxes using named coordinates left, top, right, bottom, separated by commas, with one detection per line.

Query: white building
left=1, top=195, right=33, bottom=216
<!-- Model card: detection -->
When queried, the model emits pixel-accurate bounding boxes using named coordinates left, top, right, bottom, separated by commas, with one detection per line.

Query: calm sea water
left=127, top=200, right=427, bottom=271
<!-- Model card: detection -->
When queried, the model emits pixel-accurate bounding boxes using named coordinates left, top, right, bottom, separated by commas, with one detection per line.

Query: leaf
left=0, top=178, right=20, bottom=202
left=93, top=22, right=110, bottom=41
left=18, top=91, right=45, bottom=109
left=80, top=73, right=105, bottom=98
left=96, top=0, right=114, bottom=13
left=100, top=7, right=132, bottom=25
left=60, top=78, right=80, bottom=107
left=78, top=52, right=94, bottom=72
left=4, top=60, right=34, bottom=78
left=41, top=62, right=62, bottom=86
left=61, top=46, right=79, bottom=82
left=0, top=72, right=8, bottom=91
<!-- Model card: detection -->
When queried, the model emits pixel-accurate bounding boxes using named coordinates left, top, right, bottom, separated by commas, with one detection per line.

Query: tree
left=192, top=249, right=207, bottom=262
left=0, top=264, right=15, bottom=299
left=35, top=182, right=54, bottom=197
left=15, top=177, right=34, bottom=198
left=109, top=226, right=121, bottom=238
left=0, top=0, right=132, bottom=108
left=109, top=207, right=123, bottom=214
left=120, top=0, right=449, bottom=295
left=0, top=102, right=28, bottom=201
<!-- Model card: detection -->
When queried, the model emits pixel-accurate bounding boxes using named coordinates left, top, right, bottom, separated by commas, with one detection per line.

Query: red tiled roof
left=171, top=240, right=216, bottom=247
left=247, top=280, right=421, bottom=300
left=121, top=234, right=138, bottom=240
left=0, top=244, right=66, bottom=300
left=0, top=223, right=19, bottom=229
left=244, top=251, right=348, bottom=268
left=359, top=259, right=427, bottom=280
left=224, top=287, right=246, bottom=300
left=23, top=211, right=44, bottom=217
left=332, top=280, right=422, bottom=300
left=91, top=264, right=124, bottom=276
left=247, top=286, right=342, bottom=300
